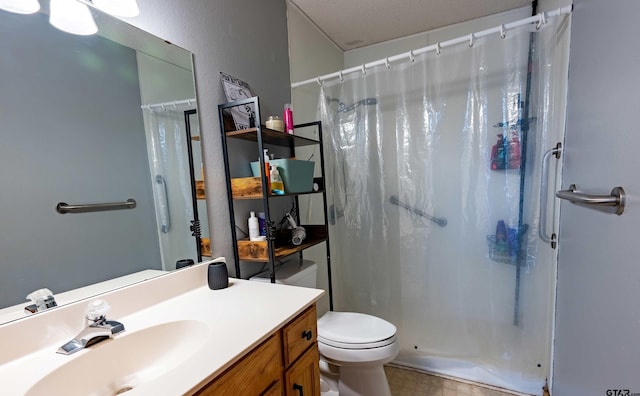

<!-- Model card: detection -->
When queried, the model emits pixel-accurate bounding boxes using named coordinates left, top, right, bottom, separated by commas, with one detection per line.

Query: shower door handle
left=156, top=175, right=171, bottom=233
left=538, top=143, right=562, bottom=248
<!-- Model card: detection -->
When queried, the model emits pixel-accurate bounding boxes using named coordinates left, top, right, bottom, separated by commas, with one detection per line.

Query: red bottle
left=508, top=131, right=521, bottom=169
left=284, top=103, right=294, bottom=135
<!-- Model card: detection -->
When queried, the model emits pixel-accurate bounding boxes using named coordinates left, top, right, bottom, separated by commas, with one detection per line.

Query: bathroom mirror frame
left=0, top=1, right=206, bottom=323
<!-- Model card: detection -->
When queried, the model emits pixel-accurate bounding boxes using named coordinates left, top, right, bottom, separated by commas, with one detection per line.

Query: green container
left=250, top=159, right=315, bottom=193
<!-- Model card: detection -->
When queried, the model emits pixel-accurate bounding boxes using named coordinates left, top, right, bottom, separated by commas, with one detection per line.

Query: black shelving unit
left=218, top=96, right=333, bottom=309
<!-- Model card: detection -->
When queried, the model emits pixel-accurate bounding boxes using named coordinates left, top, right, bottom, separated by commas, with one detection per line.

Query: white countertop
left=0, top=261, right=324, bottom=395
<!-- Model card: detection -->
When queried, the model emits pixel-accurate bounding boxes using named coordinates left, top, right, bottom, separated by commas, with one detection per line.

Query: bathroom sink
left=26, top=320, right=210, bottom=396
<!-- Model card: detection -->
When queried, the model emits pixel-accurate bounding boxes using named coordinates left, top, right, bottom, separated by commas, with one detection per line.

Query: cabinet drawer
left=284, top=345, right=320, bottom=396
left=195, top=333, right=282, bottom=395
left=282, top=305, right=317, bottom=366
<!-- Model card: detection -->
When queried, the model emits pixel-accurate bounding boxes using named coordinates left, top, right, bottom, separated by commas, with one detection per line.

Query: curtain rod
left=141, top=98, right=197, bottom=111
left=291, top=5, right=572, bottom=89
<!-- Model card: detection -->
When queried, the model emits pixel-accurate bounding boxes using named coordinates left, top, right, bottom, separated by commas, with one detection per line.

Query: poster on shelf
left=220, top=72, right=254, bottom=131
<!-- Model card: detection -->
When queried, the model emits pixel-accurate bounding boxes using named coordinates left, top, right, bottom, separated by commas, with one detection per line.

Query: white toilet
left=251, top=259, right=399, bottom=396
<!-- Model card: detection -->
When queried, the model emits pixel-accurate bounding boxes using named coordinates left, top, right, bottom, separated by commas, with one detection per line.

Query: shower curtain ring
left=338, top=70, right=344, bottom=82
left=499, top=24, right=507, bottom=39
left=316, top=77, right=323, bottom=86
left=385, top=57, right=390, bottom=69
left=536, top=12, right=547, bottom=30
left=435, top=43, right=441, bottom=55
left=469, top=33, right=474, bottom=47
left=361, top=64, right=367, bottom=75
left=409, top=50, right=415, bottom=62
left=161, top=104, right=166, bottom=111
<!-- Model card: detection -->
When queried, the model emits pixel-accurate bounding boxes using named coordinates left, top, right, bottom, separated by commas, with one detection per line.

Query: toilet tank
left=249, top=259, right=317, bottom=288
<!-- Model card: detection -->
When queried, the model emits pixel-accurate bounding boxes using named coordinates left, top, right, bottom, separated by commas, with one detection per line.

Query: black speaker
left=208, top=262, right=229, bottom=290
left=176, top=259, right=194, bottom=269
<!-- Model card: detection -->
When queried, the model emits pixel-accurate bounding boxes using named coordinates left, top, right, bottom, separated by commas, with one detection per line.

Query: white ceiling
left=290, top=0, right=532, bottom=51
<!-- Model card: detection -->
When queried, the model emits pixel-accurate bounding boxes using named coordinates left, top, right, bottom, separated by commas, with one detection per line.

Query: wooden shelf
left=226, top=127, right=319, bottom=147
left=237, top=225, right=328, bottom=262
left=201, top=237, right=211, bottom=257
left=232, top=190, right=325, bottom=200
left=230, top=177, right=322, bottom=199
left=195, top=180, right=206, bottom=199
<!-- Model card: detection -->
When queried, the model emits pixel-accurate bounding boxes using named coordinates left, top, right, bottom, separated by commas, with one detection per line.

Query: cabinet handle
left=293, top=384, right=304, bottom=396
left=301, top=330, right=312, bottom=341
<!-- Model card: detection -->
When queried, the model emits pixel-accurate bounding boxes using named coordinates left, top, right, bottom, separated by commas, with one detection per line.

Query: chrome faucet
left=24, top=288, right=57, bottom=314
left=57, top=300, right=125, bottom=355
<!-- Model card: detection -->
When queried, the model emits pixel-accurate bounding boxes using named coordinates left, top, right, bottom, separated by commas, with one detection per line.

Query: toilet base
left=320, top=359, right=391, bottom=396
left=338, top=365, right=392, bottom=396
left=320, top=358, right=340, bottom=396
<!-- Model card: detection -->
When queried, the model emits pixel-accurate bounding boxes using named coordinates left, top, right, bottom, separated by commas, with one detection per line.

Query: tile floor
left=385, top=365, right=530, bottom=396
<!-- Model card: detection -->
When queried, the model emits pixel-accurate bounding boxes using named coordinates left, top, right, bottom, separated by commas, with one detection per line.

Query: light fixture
left=50, top=0, right=98, bottom=36
left=91, top=0, right=139, bottom=17
left=0, top=0, right=40, bottom=14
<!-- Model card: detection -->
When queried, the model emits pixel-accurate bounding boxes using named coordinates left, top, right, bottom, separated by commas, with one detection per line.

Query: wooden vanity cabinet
left=193, top=304, right=320, bottom=396
left=283, top=305, right=320, bottom=396
left=284, top=345, right=320, bottom=396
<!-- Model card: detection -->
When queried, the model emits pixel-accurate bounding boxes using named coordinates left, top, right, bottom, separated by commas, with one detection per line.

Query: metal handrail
left=556, top=184, right=626, bottom=215
left=390, top=195, right=447, bottom=227
left=538, top=143, right=562, bottom=247
left=156, top=175, right=171, bottom=233
left=56, top=199, right=136, bottom=214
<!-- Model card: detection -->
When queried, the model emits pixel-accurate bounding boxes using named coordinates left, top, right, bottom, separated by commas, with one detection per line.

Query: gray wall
left=0, top=12, right=160, bottom=307
left=129, top=0, right=293, bottom=275
left=553, top=0, right=640, bottom=393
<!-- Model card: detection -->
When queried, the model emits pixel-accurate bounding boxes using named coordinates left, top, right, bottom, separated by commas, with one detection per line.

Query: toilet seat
left=318, top=312, right=397, bottom=349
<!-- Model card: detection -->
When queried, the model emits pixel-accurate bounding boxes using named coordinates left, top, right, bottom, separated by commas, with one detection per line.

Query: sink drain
left=114, top=386, right=134, bottom=395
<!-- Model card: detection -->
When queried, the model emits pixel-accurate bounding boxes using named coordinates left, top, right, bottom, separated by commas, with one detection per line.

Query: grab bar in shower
left=390, top=195, right=447, bottom=227
left=156, top=175, right=171, bottom=233
left=538, top=143, right=562, bottom=249
left=556, top=184, right=626, bottom=215
left=56, top=199, right=136, bottom=214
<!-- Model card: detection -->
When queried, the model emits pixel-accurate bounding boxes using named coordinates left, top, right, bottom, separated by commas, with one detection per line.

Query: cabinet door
left=263, top=380, right=283, bottom=396
left=194, top=333, right=282, bottom=396
left=284, top=345, right=320, bottom=396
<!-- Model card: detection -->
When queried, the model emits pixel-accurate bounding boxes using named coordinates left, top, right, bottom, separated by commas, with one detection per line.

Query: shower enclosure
left=319, top=12, right=570, bottom=394
left=142, top=102, right=206, bottom=270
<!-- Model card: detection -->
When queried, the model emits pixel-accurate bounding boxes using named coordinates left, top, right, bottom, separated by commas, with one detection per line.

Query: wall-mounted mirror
left=0, top=2, right=207, bottom=323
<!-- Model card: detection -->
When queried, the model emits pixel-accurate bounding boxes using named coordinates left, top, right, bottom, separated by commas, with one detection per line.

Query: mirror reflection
left=0, top=3, right=207, bottom=323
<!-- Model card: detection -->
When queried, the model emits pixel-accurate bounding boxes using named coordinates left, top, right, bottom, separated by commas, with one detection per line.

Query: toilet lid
left=317, top=312, right=397, bottom=348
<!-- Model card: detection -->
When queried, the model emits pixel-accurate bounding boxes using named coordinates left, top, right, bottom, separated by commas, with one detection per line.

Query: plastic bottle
left=508, top=130, right=521, bottom=169
left=248, top=211, right=260, bottom=241
left=270, top=167, right=285, bottom=195
left=495, top=220, right=508, bottom=253
left=283, top=103, right=294, bottom=135
left=262, top=149, right=271, bottom=192
left=258, top=212, right=267, bottom=236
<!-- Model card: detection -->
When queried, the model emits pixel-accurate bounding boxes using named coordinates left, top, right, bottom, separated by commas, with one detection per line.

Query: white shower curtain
left=320, top=14, right=570, bottom=394
left=142, top=107, right=197, bottom=270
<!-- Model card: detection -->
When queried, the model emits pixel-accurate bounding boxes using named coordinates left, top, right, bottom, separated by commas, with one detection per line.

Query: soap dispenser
left=270, top=167, right=284, bottom=195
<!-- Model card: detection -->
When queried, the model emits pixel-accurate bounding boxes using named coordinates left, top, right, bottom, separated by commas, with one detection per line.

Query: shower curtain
left=142, top=107, right=197, bottom=270
left=320, top=14, right=570, bottom=394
